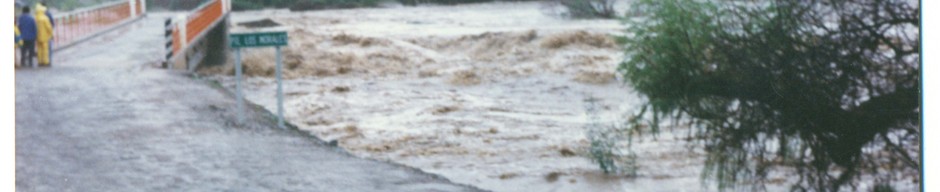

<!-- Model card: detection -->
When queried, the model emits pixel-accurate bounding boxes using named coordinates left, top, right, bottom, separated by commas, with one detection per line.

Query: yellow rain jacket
left=35, top=4, right=53, bottom=65
left=35, top=5, right=53, bottom=42
left=15, top=25, right=22, bottom=47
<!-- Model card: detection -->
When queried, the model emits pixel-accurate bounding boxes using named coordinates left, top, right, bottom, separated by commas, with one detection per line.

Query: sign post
left=230, top=31, right=288, bottom=128
left=275, top=46, right=284, bottom=128
left=234, top=47, right=243, bottom=124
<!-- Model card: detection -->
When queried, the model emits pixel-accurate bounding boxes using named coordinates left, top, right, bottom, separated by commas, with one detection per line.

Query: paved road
left=15, top=14, right=482, bottom=192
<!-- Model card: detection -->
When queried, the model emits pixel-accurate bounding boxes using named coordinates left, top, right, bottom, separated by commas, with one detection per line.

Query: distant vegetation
left=231, top=0, right=537, bottom=11
left=396, top=0, right=493, bottom=6
left=17, top=0, right=205, bottom=12
left=233, top=0, right=380, bottom=11
left=146, top=0, right=212, bottom=11
left=17, top=0, right=120, bottom=12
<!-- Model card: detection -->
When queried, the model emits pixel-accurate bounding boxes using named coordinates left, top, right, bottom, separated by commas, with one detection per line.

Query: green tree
left=619, top=0, right=919, bottom=191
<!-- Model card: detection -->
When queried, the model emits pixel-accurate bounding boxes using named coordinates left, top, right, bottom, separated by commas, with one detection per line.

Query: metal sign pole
left=235, top=48, right=243, bottom=124
left=231, top=31, right=288, bottom=129
left=276, top=46, right=285, bottom=129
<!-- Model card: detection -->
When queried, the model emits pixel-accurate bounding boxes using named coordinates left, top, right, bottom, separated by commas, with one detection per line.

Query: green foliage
left=583, top=97, right=638, bottom=176
left=398, top=0, right=493, bottom=6
left=135, top=0, right=210, bottom=11
left=231, top=0, right=265, bottom=10
left=620, top=0, right=919, bottom=191
left=231, top=0, right=540, bottom=10
left=232, top=0, right=380, bottom=11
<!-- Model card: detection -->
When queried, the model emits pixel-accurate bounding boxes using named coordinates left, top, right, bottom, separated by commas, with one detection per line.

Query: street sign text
left=230, top=32, right=288, bottom=48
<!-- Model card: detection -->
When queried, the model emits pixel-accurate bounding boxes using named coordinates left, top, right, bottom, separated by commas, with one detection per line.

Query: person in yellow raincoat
left=16, top=25, right=22, bottom=66
left=34, top=4, right=53, bottom=66
left=15, top=25, right=22, bottom=46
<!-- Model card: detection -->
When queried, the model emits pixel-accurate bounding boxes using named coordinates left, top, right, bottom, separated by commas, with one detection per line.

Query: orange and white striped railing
left=53, top=0, right=147, bottom=51
left=165, top=0, right=231, bottom=66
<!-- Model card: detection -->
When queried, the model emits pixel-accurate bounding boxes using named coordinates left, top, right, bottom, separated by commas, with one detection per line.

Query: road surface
left=15, top=13, right=482, bottom=192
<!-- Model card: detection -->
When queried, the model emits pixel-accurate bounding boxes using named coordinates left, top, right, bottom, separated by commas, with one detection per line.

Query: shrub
left=583, top=97, right=637, bottom=175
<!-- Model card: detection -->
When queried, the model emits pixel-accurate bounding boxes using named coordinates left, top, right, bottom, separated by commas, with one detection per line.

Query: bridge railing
left=53, top=0, right=147, bottom=51
left=165, top=0, right=231, bottom=68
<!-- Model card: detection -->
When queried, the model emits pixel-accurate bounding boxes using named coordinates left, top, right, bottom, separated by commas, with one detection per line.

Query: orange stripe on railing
left=173, top=28, right=181, bottom=54
left=53, top=1, right=142, bottom=48
left=186, top=0, right=223, bottom=43
left=165, top=0, right=229, bottom=59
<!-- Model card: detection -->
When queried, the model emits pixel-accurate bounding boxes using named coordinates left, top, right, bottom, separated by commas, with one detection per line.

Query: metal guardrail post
left=129, top=0, right=137, bottom=17
left=141, top=0, right=147, bottom=14
left=78, top=12, right=83, bottom=37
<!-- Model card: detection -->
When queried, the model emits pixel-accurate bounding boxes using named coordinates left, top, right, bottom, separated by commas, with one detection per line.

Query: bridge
left=14, top=1, right=481, bottom=191
left=163, top=0, right=232, bottom=70
left=46, top=0, right=230, bottom=70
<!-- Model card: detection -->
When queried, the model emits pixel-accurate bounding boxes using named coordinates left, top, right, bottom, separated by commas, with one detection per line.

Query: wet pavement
left=15, top=13, right=482, bottom=192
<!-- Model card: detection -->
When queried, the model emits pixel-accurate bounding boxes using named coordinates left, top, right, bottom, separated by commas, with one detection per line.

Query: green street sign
left=230, top=32, right=288, bottom=48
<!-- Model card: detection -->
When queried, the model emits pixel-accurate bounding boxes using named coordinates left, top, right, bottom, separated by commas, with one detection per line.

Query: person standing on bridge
left=39, top=2, right=54, bottom=27
left=34, top=4, right=54, bottom=67
left=15, top=25, right=21, bottom=66
left=39, top=2, right=54, bottom=64
left=16, top=6, right=37, bottom=67
left=15, top=25, right=22, bottom=46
